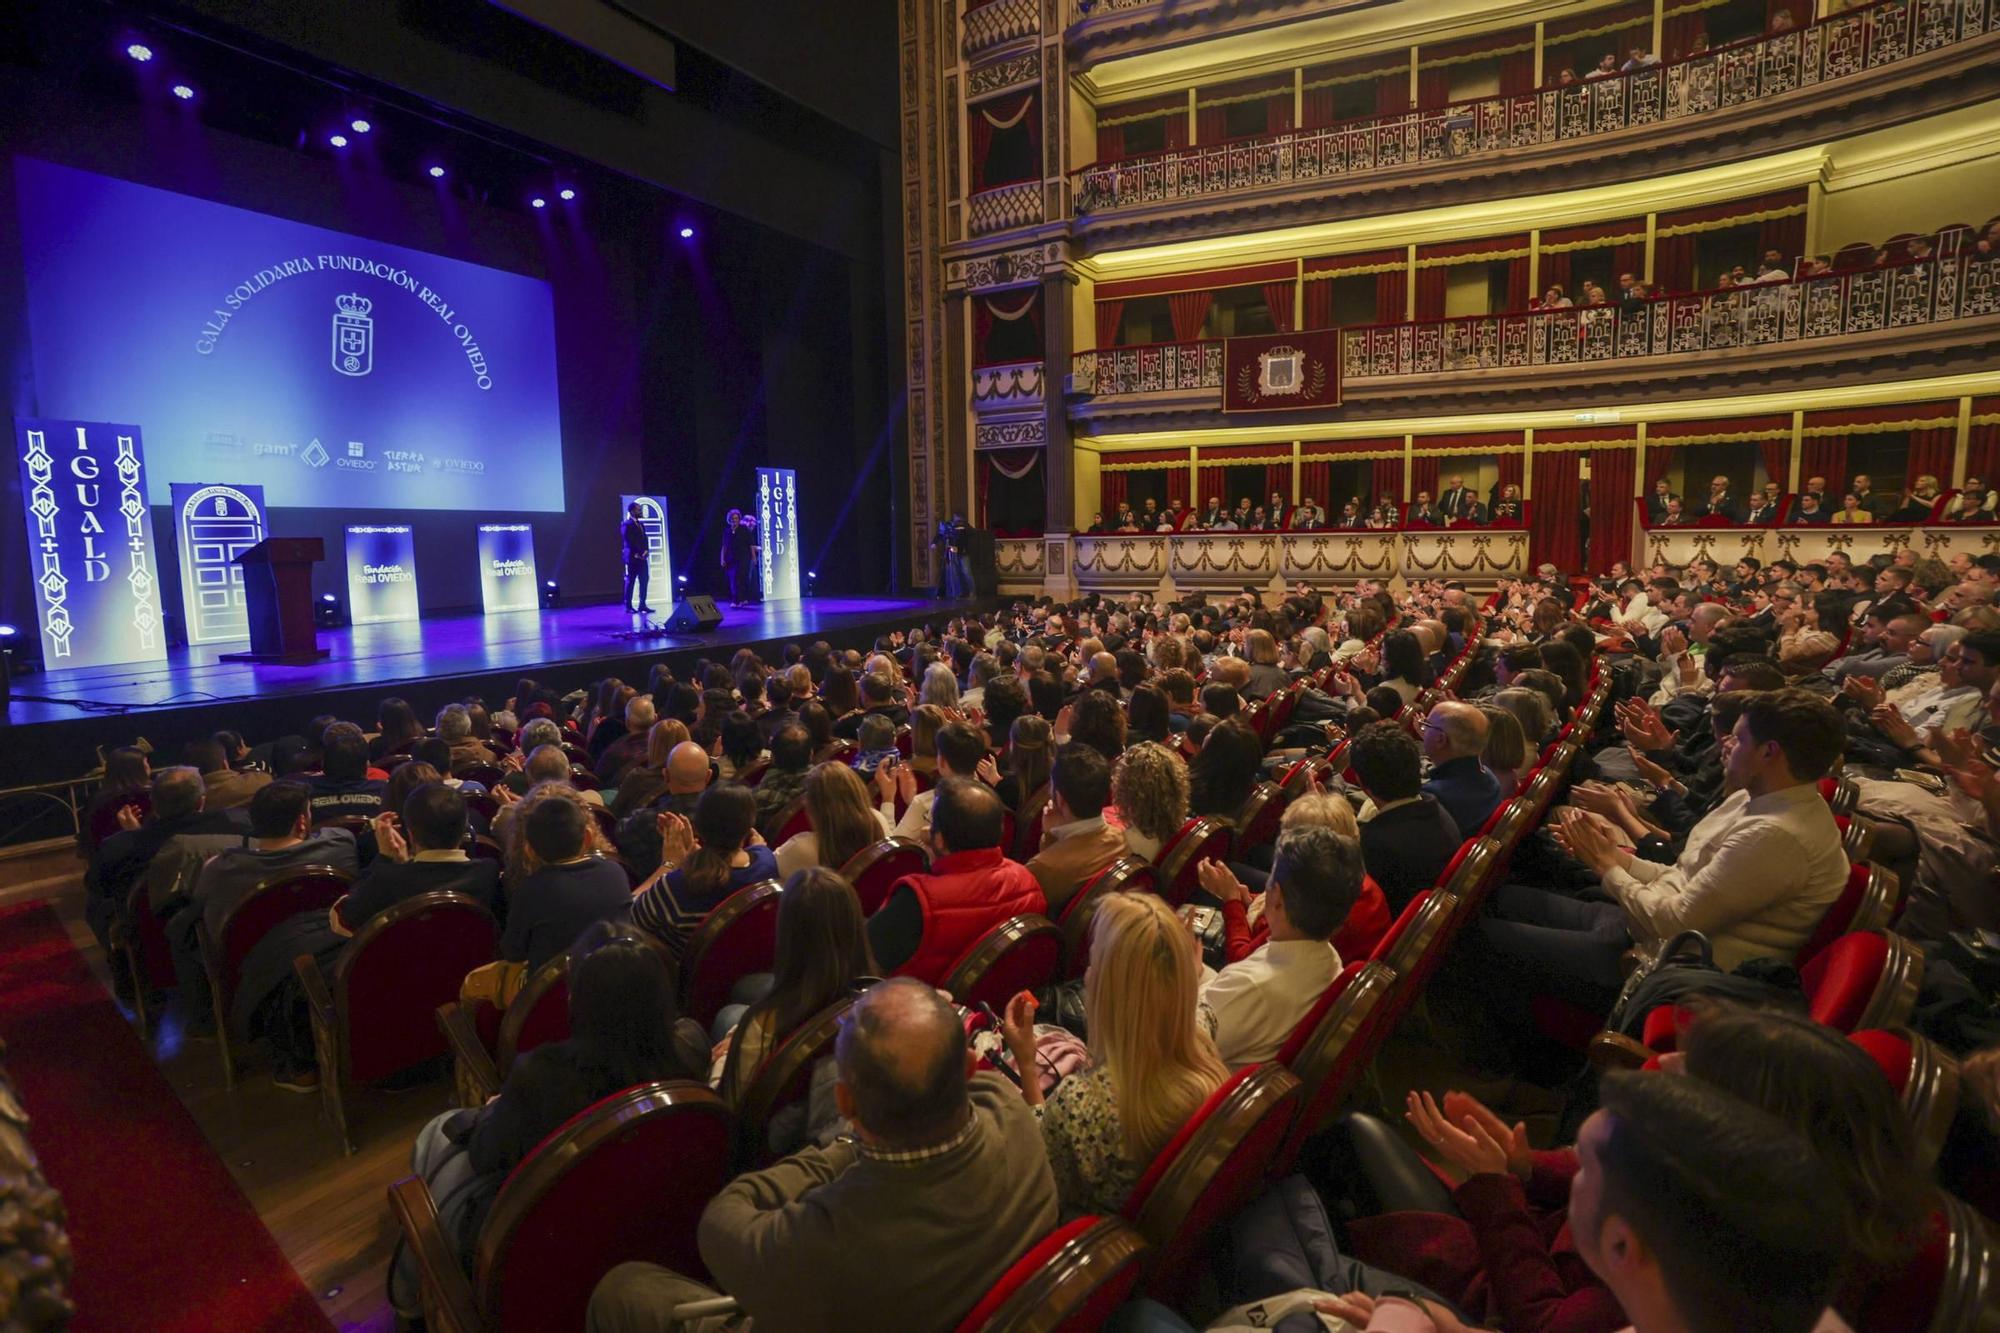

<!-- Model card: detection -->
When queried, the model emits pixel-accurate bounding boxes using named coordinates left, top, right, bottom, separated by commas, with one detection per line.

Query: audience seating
left=677, top=880, right=782, bottom=1030
left=1121, top=1063, right=1302, bottom=1308
left=1227, top=783, right=1287, bottom=861
left=440, top=953, right=572, bottom=1107
left=1278, top=751, right=1336, bottom=795
left=940, top=914, right=1062, bottom=1011
left=1848, top=1028, right=1961, bottom=1174
left=1274, top=961, right=1398, bottom=1173
left=769, top=796, right=811, bottom=844
left=1151, top=816, right=1233, bottom=907
left=112, top=873, right=187, bottom=1041
left=198, top=865, right=355, bottom=1087
left=837, top=837, right=930, bottom=915
left=87, top=790, right=149, bottom=846
left=1011, top=784, right=1050, bottom=860
left=297, top=891, right=498, bottom=1152
left=729, top=992, right=859, bottom=1171
left=951, top=1216, right=1149, bottom=1333
left=390, top=1081, right=733, bottom=1332
left=1797, top=862, right=1905, bottom=966
left=1056, top=856, right=1152, bottom=978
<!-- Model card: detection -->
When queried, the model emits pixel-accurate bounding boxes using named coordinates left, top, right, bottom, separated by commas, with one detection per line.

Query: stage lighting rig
left=541, top=579, right=560, bottom=609
left=125, top=43, right=153, bottom=62
left=428, top=166, right=446, bottom=179
left=329, top=133, right=348, bottom=148
left=171, top=84, right=195, bottom=101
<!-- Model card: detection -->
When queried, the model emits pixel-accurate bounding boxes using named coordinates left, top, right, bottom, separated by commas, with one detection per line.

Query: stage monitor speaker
left=665, top=595, right=723, bottom=632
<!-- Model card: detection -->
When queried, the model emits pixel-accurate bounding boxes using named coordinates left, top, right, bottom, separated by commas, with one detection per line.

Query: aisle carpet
left=0, top=902, right=332, bottom=1332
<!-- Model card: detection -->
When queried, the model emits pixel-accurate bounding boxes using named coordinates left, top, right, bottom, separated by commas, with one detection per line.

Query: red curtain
left=1377, top=73, right=1410, bottom=116
left=1498, top=451, right=1525, bottom=494
left=1506, top=256, right=1531, bottom=312
left=1968, top=421, right=2000, bottom=482
left=1412, top=456, right=1441, bottom=500
left=1300, top=461, right=1331, bottom=506
left=1654, top=233, right=1698, bottom=294
left=1541, top=251, right=1572, bottom=300
left=1906, top=428, right=1956, bottom=490
left=1099, top=470, right=1127, bottom=519
left=1372, top=457, right=1403, bottom=504
left=1531, top=450, right=1585, bottom=573
left=1097, top=122, right=1124, bottom=163
left=1613, top=241, right=1646, bottom=285
left=1662, top=7, right=1708, bottom=59
left=1169, top=291, right=1213, bottom=342
left=1760, top=212, right=1807, bottom=269
left=1196, top=102, right=1228, bottom=144
left=1500, top=49, right=1537, bottom=94
left=969, top=107, right=996, bottom=187
left=1261, top=465, right=1290, bottom=508
left=1414, top=267, right=1449, bottom=321
left=1801, top=435, right=1848, bottom=494
left=1645, top=445, right=1676, bottom=488
left=1302, top=85, right=1335, bottom=128
left=1758, top=437, right=1790, bottom=490
left=1303, top=279, right=1334, bottom=330
left=1263, top=281, right=1296, bottom=332
left=1588, top=447, right=1637, bottom=573
left=1197, top=463, right=1230, bottom=509
left=1094, top=300, right=1124, bottom=348
left=1167, top=465, right=1192, bottom=509
left=1377, top=268, right=1409, bottom=324
left=1416, top=66, right=1452, bottom=109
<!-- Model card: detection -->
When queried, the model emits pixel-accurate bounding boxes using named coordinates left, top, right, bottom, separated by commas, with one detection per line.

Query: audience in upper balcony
left=1788, top=491, right=1829, bottom=525
left=1947, top=477, right=1996, bottom=522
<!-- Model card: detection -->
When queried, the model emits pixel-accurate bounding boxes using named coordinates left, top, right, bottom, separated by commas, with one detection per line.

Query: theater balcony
left=1067, top=1, right=2000, bottom=251
left=1068, top=246, right=2000, bottom=433
left=1065, top=0, right=1377, bottom=69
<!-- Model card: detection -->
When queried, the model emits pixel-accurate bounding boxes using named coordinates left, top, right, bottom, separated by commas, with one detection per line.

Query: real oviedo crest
left=332, top=292, right=374, bottom=377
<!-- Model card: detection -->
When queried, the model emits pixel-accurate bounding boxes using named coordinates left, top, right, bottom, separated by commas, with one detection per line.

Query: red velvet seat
left=1279, top=752, right=1335, bottom=796
left=1151, top=815, right=1233, bottom=907
left=1121, top=1063, right=1302, bottom=1307
left=198, top=864, right=355, bottom=1087
left=1228, top=783, right=1288, bottom=862
left=298, top=891, right=498, bottom=1152
left=769, top=796, right=811, bottom=844
left=390, top=1081, right=733, bottom=1333
left=940, top=914, right=1062, bottom=1011
left=735, top=759, right=771, bottom=787
left=441, top=952, right=573, bottom=1106
left=1796, top=862, right=1901, bottom=966
left=678, top=880, right=782, bottom=1029
left=730, top=992, right=859, bottom=1171
left=455, top=765, right=507, bottom=790
left=838, top=837, right=930, bottom=915
left=585, top=803, right=617, bottom=840
left=951, top=1215, right=1148, bottom=1333
left=1056, top=856, right=1152, bottom=978
left=1802, top=930, right=1923, bottom=1033
left=1848, top=1197, right=2000, bottom=1333
left=1274, top=961, right=1398, bottom=1172
left=114, top=878, right=181, bottom=1039
left=1849, top=1028, right=1961, bottom=1173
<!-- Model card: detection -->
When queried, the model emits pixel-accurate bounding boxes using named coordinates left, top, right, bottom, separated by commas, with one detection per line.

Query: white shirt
left=1197, top=937, right=1342, bottom=1068
left=1891, top=681, right=1980, bottom=734
left=1601, top=783, right=1848, bottom=970
left=891, top=788, right=937, bottom=842
left=1123, top=827, right=1163, bottom=862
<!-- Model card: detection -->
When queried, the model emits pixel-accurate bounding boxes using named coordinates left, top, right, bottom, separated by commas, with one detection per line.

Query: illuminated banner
left=477, top=523, right=539, bottom=614
left=618, top=494, right=674, bottom=596
left=344, top=524, right=420, bottom=625
left=169, top=482, right=266, bottom=644
left=15, top=419, right=167, bottom=669
left=756, top=467, right=801, bottom=601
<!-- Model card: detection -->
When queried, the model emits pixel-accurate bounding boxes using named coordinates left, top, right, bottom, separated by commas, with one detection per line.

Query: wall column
left=1041, top=267, right=1077, bottom=534
left=1954, top=396, right=1973, bottom=488
left=1789, top=410, right=1805, bottom=492
left=943, top=288, right=970, bottom=524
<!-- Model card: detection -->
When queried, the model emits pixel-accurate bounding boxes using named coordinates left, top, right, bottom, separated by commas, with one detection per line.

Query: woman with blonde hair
left=773, top=761, right=892, bottom=879
left=1112, top=741, right=1188, bottom=861
left=1000, top=892, right=1228, bottom=1215
left=907, top=704, right=950, bottom=778
left=1477, top=703, right=1531, bottom=798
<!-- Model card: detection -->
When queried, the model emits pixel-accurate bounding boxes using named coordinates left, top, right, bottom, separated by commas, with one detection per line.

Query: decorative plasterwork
left=969, top=180, right=1045, bottom=236
left=948, top=239, right=1070, bottom=292
left=977, top=418, right=1050, bottom=448
left=969, top=49, right=1041, bottom=98
left=965, top=0, right=1040, bottom=59
left=972, top=360, right=1046, bottom=411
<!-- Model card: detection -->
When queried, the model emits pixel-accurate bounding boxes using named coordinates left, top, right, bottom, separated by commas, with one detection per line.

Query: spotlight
left=678, top=226, right=694, bottom=239
left=125, top=43, right=153, bottom=62
left=559, top=187, right=575, bottom=201
left=316, top=593, right=344, bottom=628
left=676, top=574, right=688, bottom=586
left=171, top=84, right=194, bottom=100
left=0, top=624, right=16, bottom=637
left=531, top=197, right=546, bottom=209
left=541, top=579, right=561, bottom=609
left=329, top=133, right=348, bottom=148
left=428, top=165, right=445, bottom=179
left=350, top=118, right=371, bottom=133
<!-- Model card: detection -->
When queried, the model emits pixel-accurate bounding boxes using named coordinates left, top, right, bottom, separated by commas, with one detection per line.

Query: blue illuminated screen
left=14, top=157, right=565, bottom=511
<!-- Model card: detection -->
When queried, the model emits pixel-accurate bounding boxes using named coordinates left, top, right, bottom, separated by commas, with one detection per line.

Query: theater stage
left=0, top=596, right=950, bottom=786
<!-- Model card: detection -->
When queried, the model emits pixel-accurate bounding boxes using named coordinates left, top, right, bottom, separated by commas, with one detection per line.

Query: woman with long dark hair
left=371, top=697, right=426, bottom=763
left=1126, top=684, right=1171, bottom=747
left=820, top=667, right=860, bottom=720
left=1368, top=629, right=1431, bottom=709
left=716, top=710, right=766, bottom=781
left=1187, top=718, right=1264, bottom=818
left=392, top=924, right=706, bottom=1315
left=630, top=782, right=777, bottom=962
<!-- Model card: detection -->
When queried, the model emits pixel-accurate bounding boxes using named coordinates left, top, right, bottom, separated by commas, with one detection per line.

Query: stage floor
left=1, top=597, right=949, bottom=783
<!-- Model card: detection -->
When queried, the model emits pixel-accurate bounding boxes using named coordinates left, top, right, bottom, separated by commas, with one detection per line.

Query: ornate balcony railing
left=968, top=179, right=1044, bottom=237
left=1073, top=0, right=1998, bottom=215
left=1070, top=338, right=1224, bottom=396
left=1341, top=251, right=1998, bottom=381
left=972, top=358, right=1046, bottom=411
left=965, top=0, right=1040, bottom=59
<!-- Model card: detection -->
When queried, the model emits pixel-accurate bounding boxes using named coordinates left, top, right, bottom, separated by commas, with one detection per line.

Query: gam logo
left=332, top=292, right=373, bottom=377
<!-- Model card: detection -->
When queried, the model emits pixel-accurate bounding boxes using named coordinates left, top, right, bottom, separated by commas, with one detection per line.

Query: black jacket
left=1359, top=796, right=1463, bottom=915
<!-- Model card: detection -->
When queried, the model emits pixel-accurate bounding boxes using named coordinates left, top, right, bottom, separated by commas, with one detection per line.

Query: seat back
left=770, top=796, right=812, bottom=844
left=951, top=1216, right=1149, bottom=1333
left=1013, top=784, right=1050, bottom=861
left=1278, top=753, right=1333, bottom=796
left=838, top=837, right=931, bottom=915
left=940, top=914, right=1063, bottom=1011
left=336, top=893, right=498, bottom=1083
left=1797, top=863, right=1900, bottom=967
left=678, top=881, right=783, bottom=1029
left=1151, top=816, right=1233, bottom=907
left=731, top=992, right=858, bottom=1171
left=496, top=953, right=573, bottom=1078
left=476, top=1082, right=733, bottom=1330
left=1802, top=931, right=1924, bottom=1033
left=456, top=764, right=507, bottom=790
left=1229, top=783, right=1287, bottom=861
left=123, top=880, right=179, bottom=991
left=1370, top=889, right=1441, bottom=972
left=1276, top=962, right=1398, bottom=1172
left=1057, top=856, right=1152, bottom=978
left=213, top=866, right=355, bottom=1003
left=1849, top=1028, right=1961, bottom=1174
left=1123, top=1064, right=1302, bottom=1308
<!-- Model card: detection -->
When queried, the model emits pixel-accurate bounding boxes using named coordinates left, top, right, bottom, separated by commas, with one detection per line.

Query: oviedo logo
left=332, top=292, right=374, bottom=377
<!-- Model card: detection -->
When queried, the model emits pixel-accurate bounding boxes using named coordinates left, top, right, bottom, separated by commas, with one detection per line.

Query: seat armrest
left=387, top=1175, right=480, bottom=1333
left=437, top=1002, right=501, bottom=1107
left=1587, top=1031, right=1653, bottom=1072
left=295, top=954, right=336, bottom=1033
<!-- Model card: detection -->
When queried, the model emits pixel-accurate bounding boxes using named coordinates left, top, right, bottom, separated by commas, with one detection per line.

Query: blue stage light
left=126, top=43, right=154, bottom=62
left=678, top=226, right=694, bottom=239
left=329, top=133, right=348, bottom=148
left=531, top=197, right=546, bottom=209
left=428, top=165, right=445, bottom=179
left=0, top=624, right=16, bottom=637
left=559, top=188, right=576, bottom=201
left=541, top=579, right=561, bottom=608
left=350, top=118, right=371, bottom=133
left=171, top=84, right=195, bottom=101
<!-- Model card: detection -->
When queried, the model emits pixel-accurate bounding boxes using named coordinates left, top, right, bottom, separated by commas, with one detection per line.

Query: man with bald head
left=587, top=977, right=1058, bottom=1333
left=658, top=741, right=714, bottom=818
left=1420, top=700, right=1502, bottom=835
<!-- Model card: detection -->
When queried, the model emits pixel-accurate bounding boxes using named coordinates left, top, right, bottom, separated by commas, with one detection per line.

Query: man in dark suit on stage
left=722, top=508, right=758, bottom=608
left=621, top=502, right=652, bottom=613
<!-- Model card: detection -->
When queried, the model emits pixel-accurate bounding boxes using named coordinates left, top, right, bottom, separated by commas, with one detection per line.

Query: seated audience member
left=1206, top=792, right=1394, bottom=964
left=1476, top=703, right=1532, bottom=798
left=308, top=723, right=388, bottom=824
left=87, top=763, right=247, bottom=948
left=1194, top=825, right=1356, bottom=1067
left=632, top=782, right=778, bottom=963
left=653, top=740, right=713, bottom=819
left=996, top=714, right=1055, bottom=812
left=1063, top=688, right=1127, bottom=762
left=714, top=868, right=879, bottom=1107
left=1944, top=475, right=1995, bottom=523
left=336, top=783, right=499, bottom=932
left=185, top=736, right=271, bottom=811
left=833, top=671, right=911, bottom=739
left=593, top=696, right=660, bottom=787
left=852, top=713, right=900, bottom=776
left=1420, top=701, right=1503, bottom=835
left=889, top=720, right=993, bottom=842
left=866, top=779, right=1045, bottom=984
left=498, top=788, right=632, bottom=975
left=774, top=760, right=894, bottom=879
left=587, top=978, right=1059, bottom=1333
left=436, top=703, right=497, bottom=770
left=1831, top=492, right=1873, bottom=525
left=1187, top=718, right=1265, bottom=818
left=1889, top=475, right=1943, bottom=522
left=751, top=724, right=813, bottom=833
left=393, top=925, right=707, bottom=1318
left=1113, top=741, right=1190, bottom=862
left=1830, top=610, right=1926, bottom=681
left=1349, top=722, right=1462, bottom=913
left=997, top=892, right=1227, bottom=1215
left=1789, top=490, right=1830, bottom=525
left=1023, top=744, right=1126, bottom=916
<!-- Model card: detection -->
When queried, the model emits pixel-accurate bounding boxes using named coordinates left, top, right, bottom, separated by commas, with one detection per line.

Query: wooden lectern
left=220, top=537, right=331, bottom=663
